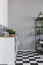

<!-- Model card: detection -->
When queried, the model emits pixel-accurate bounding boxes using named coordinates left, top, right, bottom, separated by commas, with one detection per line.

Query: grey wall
left=8, top=0, right=43, bottom=50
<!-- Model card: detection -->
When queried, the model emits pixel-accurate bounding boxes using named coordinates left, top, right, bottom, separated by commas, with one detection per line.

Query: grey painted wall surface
left=8, top=0, right=43, bottom=50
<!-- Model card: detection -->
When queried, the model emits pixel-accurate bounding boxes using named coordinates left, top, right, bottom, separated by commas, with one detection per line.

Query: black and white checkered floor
left=15, top=50, right=43, bottom=65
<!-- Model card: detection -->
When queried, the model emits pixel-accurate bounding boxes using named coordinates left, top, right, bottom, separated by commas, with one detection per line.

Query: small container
left=4, top=32, right=9, bottom=37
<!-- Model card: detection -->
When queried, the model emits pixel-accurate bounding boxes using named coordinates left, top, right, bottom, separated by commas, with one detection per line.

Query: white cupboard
left=0, top=37, right=15, bottom=64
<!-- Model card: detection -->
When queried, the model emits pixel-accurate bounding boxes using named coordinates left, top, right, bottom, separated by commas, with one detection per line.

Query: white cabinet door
left=0, top=37, right=15, bottom=64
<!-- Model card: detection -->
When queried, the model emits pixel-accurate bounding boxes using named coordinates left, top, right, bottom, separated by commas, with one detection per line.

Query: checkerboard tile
left=30, top=61, right=38, bottom=65
left=23, top=63, right=30, bottom=65
left=36, top=59, right=43, bottom=63
left=15, top=51, right=43, bottom=65
left=34, top=56, right=41, bottom=59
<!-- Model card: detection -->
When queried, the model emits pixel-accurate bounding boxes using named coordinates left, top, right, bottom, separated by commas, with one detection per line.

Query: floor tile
left=23, top=63, right=30, bottom=65
left=16, top=50, right=43, bottom=65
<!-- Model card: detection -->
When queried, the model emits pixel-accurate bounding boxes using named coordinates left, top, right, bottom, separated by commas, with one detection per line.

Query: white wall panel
left=0, top=0, right=8, bottom=26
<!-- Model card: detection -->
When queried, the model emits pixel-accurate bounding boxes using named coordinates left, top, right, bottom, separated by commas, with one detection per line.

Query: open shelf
left=35, top=17, right=43, bottom=21
left=35, top=26, right=43, bottom=28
